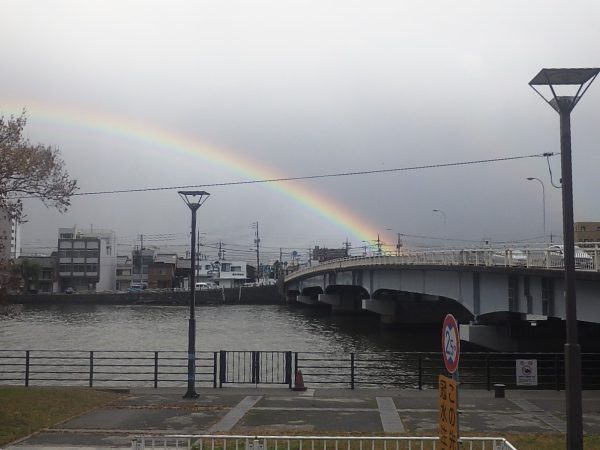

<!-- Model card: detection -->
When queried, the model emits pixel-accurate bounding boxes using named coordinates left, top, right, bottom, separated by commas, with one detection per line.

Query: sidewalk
left=6, top=387, right=600, bottom=449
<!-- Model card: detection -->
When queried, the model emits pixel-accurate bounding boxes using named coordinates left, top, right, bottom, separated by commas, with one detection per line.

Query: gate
left=218, top=351, right=292, bottom=387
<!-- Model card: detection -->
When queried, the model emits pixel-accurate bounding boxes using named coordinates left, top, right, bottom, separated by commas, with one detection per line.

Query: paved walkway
left=6, top=387, right=600, bottom=449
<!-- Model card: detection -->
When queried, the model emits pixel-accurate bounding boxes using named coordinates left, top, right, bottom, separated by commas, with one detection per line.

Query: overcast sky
left=2, top=0, right=600, bottom=261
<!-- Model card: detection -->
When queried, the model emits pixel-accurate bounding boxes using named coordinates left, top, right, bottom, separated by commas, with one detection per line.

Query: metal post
left=184, top=206, right=199, bottom=399
left=89, top=351, right=94, bottom=388
left=418, top=353, right=423, bottom=390
left=213, top=352, right=218, bottom=388
left=154, top=352, right=159, bottom=389
left=560, top=110, right=583, bottom=450
left=25, top=350, right=30, bottom=387
left=350, top=353, right=355, bottom=389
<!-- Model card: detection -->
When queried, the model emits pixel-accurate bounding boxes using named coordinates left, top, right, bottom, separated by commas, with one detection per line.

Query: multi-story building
left=116, top=255, right=133, bottom=290
left=0, top=210, right=20, bottom=261
left=574, top=222, right=600, bottom=244
left=148, top=254, right=177, bottom=289
left=213, top=260, right=247, bottom=288
left=57, top=226, right=117, bottom=292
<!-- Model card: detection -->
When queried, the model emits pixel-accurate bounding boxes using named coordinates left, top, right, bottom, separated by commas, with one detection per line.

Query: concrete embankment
left=10, top=285, right=282, bottom=306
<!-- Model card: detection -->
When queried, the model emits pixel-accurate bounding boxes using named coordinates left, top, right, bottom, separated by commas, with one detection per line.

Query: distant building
left=214, top=261, right=247, bottom=288
left=148, top=254, right=177, bottom=289
left=17, top=255, right=57, bottom=293
left=57, top=226, right=117, bottom=292
left=575, top=222, right=600, bottom=244
left=116, top=255, right=132, bottom=290
left=312, top=246, right=347, bottom=262
left=131, top=248, right=155, bottom=287
left=0, top=210, right=20, bottom=261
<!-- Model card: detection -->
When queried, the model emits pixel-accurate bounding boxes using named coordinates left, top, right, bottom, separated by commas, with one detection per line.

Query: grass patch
left=504, top=433, right=600, bottom=450
left=0, top=387, right=122, bottom=446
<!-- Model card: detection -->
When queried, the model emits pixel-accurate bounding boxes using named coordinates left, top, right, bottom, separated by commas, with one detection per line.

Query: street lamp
left=432, top=209, right=447, bottom=248
left=526, top=177, right=546, bottom=241
left=530, top=67, right=599, bottom=450
left=178, top=190, right=210, bottom=399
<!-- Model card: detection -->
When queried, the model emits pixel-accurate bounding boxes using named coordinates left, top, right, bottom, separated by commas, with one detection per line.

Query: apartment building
left=574, top=222, right=600, bottom=243
left=0, top=210, right=20, bottom=261
left=57, top=226, right=117, bottom=292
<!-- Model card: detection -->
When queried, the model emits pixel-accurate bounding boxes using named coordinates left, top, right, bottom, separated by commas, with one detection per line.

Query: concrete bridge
left=283, top=248, right=600, bottom=351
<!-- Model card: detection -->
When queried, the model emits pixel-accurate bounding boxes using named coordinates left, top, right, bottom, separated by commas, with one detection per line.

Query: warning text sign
left=438, top=374, right=459, bottom=450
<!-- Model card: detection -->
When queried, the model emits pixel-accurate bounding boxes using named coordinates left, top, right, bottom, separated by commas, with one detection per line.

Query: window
left=231, top=266, right=242, bottom=272
left=86, top=264, right=98, bottom=272
left=59, top=264, right=71, bottom=272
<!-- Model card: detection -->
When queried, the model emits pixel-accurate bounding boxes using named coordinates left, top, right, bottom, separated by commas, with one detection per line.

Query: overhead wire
left=17, top=152, right=557, bottom=198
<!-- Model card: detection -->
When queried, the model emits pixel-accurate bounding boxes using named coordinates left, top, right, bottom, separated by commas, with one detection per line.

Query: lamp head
left=529, top=68, right=599, bottom=113
left=178, top=190, right=210, bottom=211
left=526, top=177, right=534, bottom=181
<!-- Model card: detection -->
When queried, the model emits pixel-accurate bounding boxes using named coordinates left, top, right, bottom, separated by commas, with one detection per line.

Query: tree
left=0, top=110, right=77, bottom=307
left=0, top=110, right=78, bottom=221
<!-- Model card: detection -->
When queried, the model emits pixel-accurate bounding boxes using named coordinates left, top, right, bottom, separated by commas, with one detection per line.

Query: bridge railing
left=285, top=244, right=600, bottom=282
left=3, top=349, right=600, bottom=391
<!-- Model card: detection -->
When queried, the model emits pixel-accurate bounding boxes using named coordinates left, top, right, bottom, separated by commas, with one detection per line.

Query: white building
left=0, top=210, right=20, bottom=261
left=213, top=260, right=247, bottom=288
left=57, top=226, right=117, bottom=292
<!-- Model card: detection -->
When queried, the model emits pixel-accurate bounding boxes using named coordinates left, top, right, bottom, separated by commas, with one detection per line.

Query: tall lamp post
left=432, top=209, right=447, bottom=248
left=178, top=190, right=211, bottom=399
left=529, top=67, right=599, bottom=450
left=526, top=177, right=546, bottom=241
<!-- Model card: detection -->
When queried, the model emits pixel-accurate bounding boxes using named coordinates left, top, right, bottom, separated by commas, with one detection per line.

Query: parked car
left=64, top=287, right=74, bottom=294
left=546, top=245, right=593, bottom=269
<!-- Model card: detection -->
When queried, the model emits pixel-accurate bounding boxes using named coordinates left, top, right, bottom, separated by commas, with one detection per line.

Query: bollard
left=494, top=383, right=506, bottom=398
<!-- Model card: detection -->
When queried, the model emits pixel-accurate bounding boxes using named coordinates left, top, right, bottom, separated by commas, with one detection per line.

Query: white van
left=195, top=282, right=219, bottom=291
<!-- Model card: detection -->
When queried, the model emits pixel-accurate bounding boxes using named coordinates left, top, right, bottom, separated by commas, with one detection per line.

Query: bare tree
left=0, top=110, right=78, bottom=221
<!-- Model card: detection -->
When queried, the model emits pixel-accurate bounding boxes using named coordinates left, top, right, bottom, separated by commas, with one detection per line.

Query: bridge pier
left=362, top=299, right=399, bottom=325
left=460, top=324, right=519, bottom=352
left=319, top=293, right=364, bottom=314
left=297, top=295, right=319, bottom=306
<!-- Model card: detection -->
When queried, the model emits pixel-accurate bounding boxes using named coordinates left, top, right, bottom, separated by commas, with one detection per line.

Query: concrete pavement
left=5, top=387, right=600, bottom=449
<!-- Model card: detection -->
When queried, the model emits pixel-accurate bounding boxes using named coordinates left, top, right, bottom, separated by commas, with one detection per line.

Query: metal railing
left=131, top=435, right=518, bottom=450
left=285, top=245, right=600, bottom=283
left=2, top=349, right=600, bottom=390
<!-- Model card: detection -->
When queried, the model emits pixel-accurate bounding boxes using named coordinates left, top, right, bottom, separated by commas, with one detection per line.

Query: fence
left=1, top=349, right=599, bottom=390
left=130, top=435, right=518, bottom=450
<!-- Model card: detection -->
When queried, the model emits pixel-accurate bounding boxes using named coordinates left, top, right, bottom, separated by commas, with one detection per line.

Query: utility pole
left=139, top=234, right=144, bottom=285
left=376, top=234, right=383, bottom=256
left=252, top=222, right=260, bottom=280
left=396, top=233, right=402, bottom=256
left=218, top=241, right=223, bottom=260
left=308, top=248, right=312, bottom=267
left=343, top=238, right=351, bottom=257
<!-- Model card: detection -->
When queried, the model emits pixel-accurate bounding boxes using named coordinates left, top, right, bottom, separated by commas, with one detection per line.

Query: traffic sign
left=442, top=314, right=460, bottom=374
left=516, top=359, right=538, bottom=386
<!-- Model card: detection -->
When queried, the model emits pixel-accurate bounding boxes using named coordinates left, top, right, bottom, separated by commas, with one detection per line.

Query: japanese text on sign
left=439, top=375, right=459, bottom=450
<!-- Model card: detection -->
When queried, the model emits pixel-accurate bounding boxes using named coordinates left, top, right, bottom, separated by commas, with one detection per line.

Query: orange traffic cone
left=292, top=369, right=307, bottom=391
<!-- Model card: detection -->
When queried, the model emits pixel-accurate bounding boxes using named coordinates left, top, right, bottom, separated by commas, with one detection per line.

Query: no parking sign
left=516, top=359, right=538, bottom=386
left=442, top=314, right=460, bottom=374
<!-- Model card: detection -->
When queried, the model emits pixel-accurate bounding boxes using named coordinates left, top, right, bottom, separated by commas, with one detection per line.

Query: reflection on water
left=1, top=304, right=453, bottom=352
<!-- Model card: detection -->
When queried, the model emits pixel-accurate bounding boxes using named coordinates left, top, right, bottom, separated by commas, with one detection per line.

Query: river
left=1, top=303, right=449, bottom=352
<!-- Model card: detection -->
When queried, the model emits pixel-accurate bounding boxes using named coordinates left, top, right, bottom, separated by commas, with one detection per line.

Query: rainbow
left=1, top=100, right=387, bottom=246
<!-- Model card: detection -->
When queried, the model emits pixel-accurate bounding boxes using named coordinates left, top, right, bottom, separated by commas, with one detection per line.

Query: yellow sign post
left=438, top=374, right=459, bottom=450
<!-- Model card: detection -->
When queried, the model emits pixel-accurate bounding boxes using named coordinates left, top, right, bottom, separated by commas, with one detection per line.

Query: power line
left=18, top=152, right=555, bottom=198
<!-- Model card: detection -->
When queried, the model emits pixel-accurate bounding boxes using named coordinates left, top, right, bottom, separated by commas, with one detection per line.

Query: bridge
left=283, top=247, right=600, bottom=351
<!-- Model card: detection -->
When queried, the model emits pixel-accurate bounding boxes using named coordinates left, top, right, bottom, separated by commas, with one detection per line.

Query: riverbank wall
left=9, top=285, right=282, bottom=306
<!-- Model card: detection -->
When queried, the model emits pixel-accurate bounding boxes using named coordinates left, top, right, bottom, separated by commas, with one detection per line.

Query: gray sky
left=2, top=0, right=600, bottom=260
